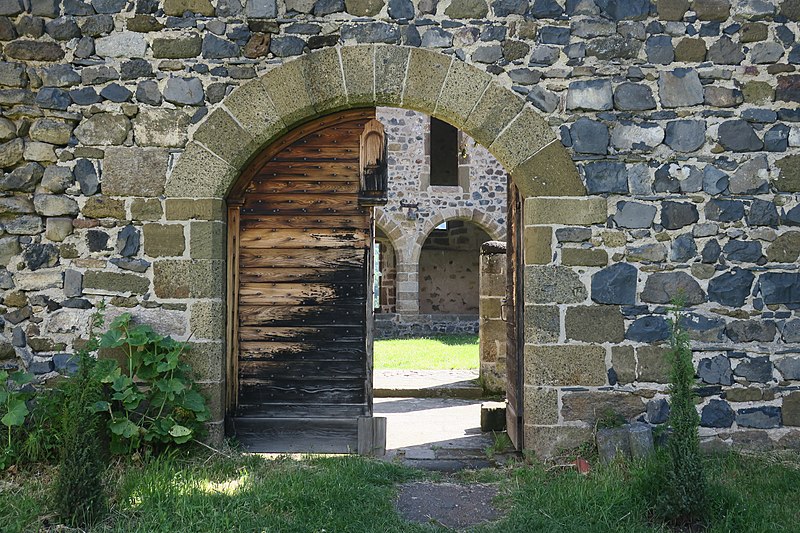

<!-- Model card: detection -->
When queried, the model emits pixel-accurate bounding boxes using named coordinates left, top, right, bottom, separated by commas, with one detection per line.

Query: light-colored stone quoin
left=1, top=1, right=799, bottom=458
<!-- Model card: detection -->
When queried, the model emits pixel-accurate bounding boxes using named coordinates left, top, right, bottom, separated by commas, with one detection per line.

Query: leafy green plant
left=94, top=313, right=210, bottom=454
left=0, top=369, right=34, bottom=469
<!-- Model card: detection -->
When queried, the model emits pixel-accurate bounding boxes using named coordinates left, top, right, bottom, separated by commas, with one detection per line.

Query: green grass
left=2, top=450, right=799, bottom=532
left=374, top=334, right=479, bottom=370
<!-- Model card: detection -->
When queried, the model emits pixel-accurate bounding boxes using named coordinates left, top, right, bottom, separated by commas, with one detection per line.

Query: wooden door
left=227, top=110, right=377, bottom=453
left=505, top=178, right=524, bottom=450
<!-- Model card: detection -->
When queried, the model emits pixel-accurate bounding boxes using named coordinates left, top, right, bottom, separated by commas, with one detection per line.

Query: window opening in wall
left=429, top=117, right=460, bottom=186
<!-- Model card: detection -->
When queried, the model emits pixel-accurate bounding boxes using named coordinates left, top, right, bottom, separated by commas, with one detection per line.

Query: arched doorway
left=167, top=45, right=589, bottom=456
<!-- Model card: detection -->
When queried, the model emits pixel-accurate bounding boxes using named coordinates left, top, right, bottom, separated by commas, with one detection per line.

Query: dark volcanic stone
left=387, top=0, right=413, bottom=18
left=641, top=271, right=705, bottom=305
left=723, top=240, right=763, bottom=263
left=23, top=243, right=58, bottom=270
left=614, top=82, right=657, bottom=110
left=100, top=82, right=132, bottom=102
left=701, top=399, right=734, bottom=428
left=718, top=119, right=763, bottom=151
left=570, top=118, right=609, bottom=155
left=626, top=315, right=670, bottom=343
left=660, top=201, right=699, bottom=230
left=664, top=119, right=705, bottom=152
left=733, top=355, right=772, bottom=383
left=748, top=198, right=779, bottom=227
left=340, top=22, right=400, bottom=43
left=492, top=0, right=527, bottom=17
left=530, top=0, right=561, bottom=17
left=270, top=36, right=305, bottom=57
left=116, top=224, right=140, bottom=256
left=776, top=74, right=800, bottom=103
left=591, top=263, right=638, bottom=305
left=708, top=268, right=754, bottom=307
left=646, top=35, right=674, bottom=64
left=670, top=233, right=697, bottom=262
left=697, top=354, right=733, bottom=385
left=583, top=161, right=628, bottom=194
left=701, top=239, right=722, bottom=264
left=73, top=158, right=98, bottom=195
left=759, top=272, right=800, bottom=304
left=705, top=198, right=745, bottom=222
left=646, top=398, right=670, bottom=424
left=596, top=0, right=651, bottom=20
left=726, top=321, right=776, bottom=343
left=736, top=406, right=781, bottom=428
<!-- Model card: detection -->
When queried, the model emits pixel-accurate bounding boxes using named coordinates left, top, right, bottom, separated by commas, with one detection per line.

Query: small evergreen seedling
left=662, top=302, right=707, bottom=525
left=53, top=313, right=108, bottom=528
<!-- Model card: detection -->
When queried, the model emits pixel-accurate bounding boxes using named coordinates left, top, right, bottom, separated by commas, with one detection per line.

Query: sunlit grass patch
left=374, top=335, right=479, bottom=369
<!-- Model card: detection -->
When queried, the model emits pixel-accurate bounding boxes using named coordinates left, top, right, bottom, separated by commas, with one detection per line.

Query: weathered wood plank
left=253, top=161, right=359, bottom=181
left=231, top=417, right=359, bottom=453
left=239, top=228, right=369, bottom=249
left=238, top=340, right=365, bottom=361
left=239, top=282, right=366, bottom=305
left=238, top=304, right=363, bottom=325
left=239, top=215, right=369, bottom=230
left=239, top=359, right=365, bottom=379
left=226, top=206, right=241, bottom=412
left=238, top=379, right=366, bottom=403
left=241, top=194, right=366, bottom=216
left=239, top=248, right=365, bottom=269
left=246, top=180, right=359, bottom=195
left=239, top=325, right=364, bottom=342
left=238, top=267, right=365, bottom=284
left=235, top=403, right=368, bottom=418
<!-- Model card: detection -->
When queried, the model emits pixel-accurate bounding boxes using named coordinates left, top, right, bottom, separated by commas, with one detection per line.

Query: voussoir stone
left=102, top=147, right=170, bottom=197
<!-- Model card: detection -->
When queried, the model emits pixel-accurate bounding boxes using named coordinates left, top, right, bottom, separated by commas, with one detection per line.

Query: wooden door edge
left=226, top=205, right=241, bottom=414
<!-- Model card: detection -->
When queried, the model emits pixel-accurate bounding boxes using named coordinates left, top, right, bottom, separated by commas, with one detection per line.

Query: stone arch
left=166, top=44, right=584, bottom=200
left=373, top=210, right=409, bottom=262
left=411, top=208, right=506, bottom=265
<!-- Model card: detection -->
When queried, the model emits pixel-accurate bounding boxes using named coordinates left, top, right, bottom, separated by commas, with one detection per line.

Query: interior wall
left=418, top=222, right=491, bottom=314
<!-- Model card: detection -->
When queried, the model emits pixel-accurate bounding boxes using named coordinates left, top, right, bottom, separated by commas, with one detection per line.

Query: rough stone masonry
left=0, top=0, right=800, bottom=455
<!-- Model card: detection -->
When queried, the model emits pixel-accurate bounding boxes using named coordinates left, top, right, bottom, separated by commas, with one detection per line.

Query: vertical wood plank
left=226, top=205, right=241, bottom=412
left=358, top=416, right=386, bottom=456
left=365, top=209, right=375, bottom=416
left=505, top=179, right=523, bottom=450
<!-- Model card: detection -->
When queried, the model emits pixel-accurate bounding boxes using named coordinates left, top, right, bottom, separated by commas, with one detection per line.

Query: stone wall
left=479, top=241, right=506, bottom=394
left=0, top=0, right=798, bottom=454
left=419, top=220, right=490, bottom=314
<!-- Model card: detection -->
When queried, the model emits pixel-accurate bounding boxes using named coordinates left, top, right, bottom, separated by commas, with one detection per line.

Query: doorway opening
left=225, top=108, right=521, bottom=461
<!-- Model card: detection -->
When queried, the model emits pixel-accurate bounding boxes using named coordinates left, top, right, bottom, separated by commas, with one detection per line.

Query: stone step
left=374, top=383, right=484, bottom=399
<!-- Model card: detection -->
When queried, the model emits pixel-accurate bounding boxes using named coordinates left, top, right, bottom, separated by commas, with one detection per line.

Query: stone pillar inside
left=479, top=241, right=507, bottom=394
left=394, top=261, right=420, bottom=315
